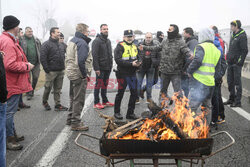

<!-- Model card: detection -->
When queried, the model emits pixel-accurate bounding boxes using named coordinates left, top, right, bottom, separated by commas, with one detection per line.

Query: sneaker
left=146, top=99, right=152, bottom=104
left=114, top=113, right=123, bottom=120
left=102, top=102, right=114, bottom=107
left=71, top=122, right=89, bottom=131
left=135, top=99, right=140, bottom=104
left=217, top=118, right=225, bottom=124
left=55, top=104, right=68, bottom=111
left=209, top=122, right=218, bottom=130
left=126, top=113, right=139, bottom=120
left=93, top=103, right=105, bottom=109
left=19, top=103, right=31, bottom=109
left=230, top=103, right=241, bottom=107
left=43, top=102, right=51, bottom=111
left=223, top=99, right=233, bottom=105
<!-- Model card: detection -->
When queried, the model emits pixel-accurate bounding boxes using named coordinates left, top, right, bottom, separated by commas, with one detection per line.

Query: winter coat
left=92, top=33, right=113, bottom=71
left=143, top=34, right=190, bottom=74
left=20, top=35, right=41, bottom=64
left=114, top=41, right=139, bottom=76
left=0, top=52, right=8, bottom=103
left=138, top=40, right=160, bottom=69
left=0, top=32, right=32, bottom=99
left=183, top=36, right=198, bottom=73
left=65, top=32, right=91, bottom=80
left=40, top=37, right=66, bottom=73
left=227, top=28, right=248, bottom=66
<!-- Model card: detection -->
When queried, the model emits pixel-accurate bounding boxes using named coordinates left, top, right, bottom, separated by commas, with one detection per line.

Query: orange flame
left=109, top=93, right=209, bottom=140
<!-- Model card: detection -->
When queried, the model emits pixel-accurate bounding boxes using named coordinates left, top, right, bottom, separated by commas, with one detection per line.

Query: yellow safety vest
left=193, top=42, right=221, bottom=86
left=120, top=42, right=138, bottom=61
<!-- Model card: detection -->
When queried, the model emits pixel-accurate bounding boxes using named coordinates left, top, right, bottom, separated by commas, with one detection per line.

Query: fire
left=109, top=93, right=209, bottom=140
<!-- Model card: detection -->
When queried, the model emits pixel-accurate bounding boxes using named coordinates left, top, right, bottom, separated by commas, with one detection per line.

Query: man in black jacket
left=0, top=51, right=8, bottom=166
left=114, top=30, right=141, bottom=120
left=137, top=32, right=160, bottom=103
left=92, top=24, right=113, bottom=109
left=182, top=27, right=198, bottom=97
left=224, top=20, right=248, bottom=107
left=40, top=27, right=68, bottom=111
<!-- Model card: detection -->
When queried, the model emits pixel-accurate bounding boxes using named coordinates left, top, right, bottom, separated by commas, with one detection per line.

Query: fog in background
left=1, top=0, right=250, bottom=42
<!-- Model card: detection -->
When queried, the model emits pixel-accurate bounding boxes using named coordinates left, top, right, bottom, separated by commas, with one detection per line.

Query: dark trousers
left=227, top=64, right=242, bottom=104
left=160, top=73, right=182, bottom=96
left=27, top=64, right=40, bottom=96
left=114, top=72, right=137, bottom=116
left=181, top=75, right=190, bottom=98
left=211, top=82, right=225, bottom=122
left=94, top=70, right=111, bottom=104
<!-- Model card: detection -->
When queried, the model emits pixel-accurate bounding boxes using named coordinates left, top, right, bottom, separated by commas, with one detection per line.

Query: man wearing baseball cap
left=113, top=30, right=141, bottom=120
left=0, top=15, right=34, bottom=150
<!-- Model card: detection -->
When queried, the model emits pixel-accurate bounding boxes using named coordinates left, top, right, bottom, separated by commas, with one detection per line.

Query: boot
left=6, top=136, right=23, bottom=150
left=14, top=129, right=24, bottom=142
left=71, top=122, right=89, bottom=131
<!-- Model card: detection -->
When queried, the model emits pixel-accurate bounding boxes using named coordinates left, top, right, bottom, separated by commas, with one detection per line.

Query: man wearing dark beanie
left=0, top=15, right=34, bottom=150
left=224, top=20, right=248, bottom=107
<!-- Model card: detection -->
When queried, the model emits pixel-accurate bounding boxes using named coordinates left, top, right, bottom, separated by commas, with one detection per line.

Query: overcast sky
left=2, top=0, right=250, bottom=40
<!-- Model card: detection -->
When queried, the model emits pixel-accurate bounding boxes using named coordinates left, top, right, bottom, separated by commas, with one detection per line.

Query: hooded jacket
left=227, top=28, right=248, bottom=66
left=0, top=32, right=32, bottom=99
left=92, top=33, right=113, bottom=71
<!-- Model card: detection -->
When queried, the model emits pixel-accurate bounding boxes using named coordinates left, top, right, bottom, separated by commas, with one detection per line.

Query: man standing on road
left=182, top=27, right=198, bottom=97
left=136, top=32, right=160, bottom=104
left=114, top=30, right=141, bottom=120
left=92, top=24, right=114, bottom=109
left=223, top=20, right=248, bottom=107
left=139, top=24, right=192, bottom=98
left=40, top=27, right=68, bottom=111
left=20, top=27, right=41, bottom=100
left=65, top=23, right=91, bottom=131
left=0, top=15, right=34, bottom=150
left=0, top=51, right=8, bottom=166
left=187, top=28, right=221, bottom=125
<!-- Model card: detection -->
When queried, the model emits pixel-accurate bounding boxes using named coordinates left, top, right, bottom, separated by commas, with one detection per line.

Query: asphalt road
left=6, top=70, right=250, bottom=167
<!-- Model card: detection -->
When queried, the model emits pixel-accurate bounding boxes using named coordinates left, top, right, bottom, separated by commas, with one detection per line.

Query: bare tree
left=32, top=0, right=58, bottom=40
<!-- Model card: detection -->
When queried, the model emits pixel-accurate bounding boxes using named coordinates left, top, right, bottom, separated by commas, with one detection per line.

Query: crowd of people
left=0, top=14, right=248, bottom=166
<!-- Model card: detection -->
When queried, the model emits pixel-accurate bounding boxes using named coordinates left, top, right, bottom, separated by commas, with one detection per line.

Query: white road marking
left=35, top=94, right=94, bottom=167
left=222, top=97, right=250, bottom=121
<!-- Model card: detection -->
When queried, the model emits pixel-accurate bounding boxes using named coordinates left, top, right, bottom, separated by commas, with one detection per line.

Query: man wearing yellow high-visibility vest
left=113, top=30, right=141, bottom=120
left=187, top=28, right=221, bottom=125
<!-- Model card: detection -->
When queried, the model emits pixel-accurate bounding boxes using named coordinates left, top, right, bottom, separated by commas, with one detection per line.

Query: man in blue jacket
left=65, top=23, right=91, bottom=131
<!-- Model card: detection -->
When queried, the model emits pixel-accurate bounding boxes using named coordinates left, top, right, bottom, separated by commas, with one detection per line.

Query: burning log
left=161, top=114, right=190, bottom=139
left=106, top=118, right=144, bottom=138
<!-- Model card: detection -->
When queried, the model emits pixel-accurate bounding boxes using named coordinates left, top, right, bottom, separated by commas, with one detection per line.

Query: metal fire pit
left=75, top=131, right=235, bottom=167
left=100, top=136, right=213, bottom=156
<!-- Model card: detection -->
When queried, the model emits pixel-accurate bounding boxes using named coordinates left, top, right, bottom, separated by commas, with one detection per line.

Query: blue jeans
left=137, top=67, right=155, bottom=99
left=0, top=102, right=7, bottom=167
left=6, top=94, right=21, bottom=137
left=189, top=78, right=214, bottom=123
